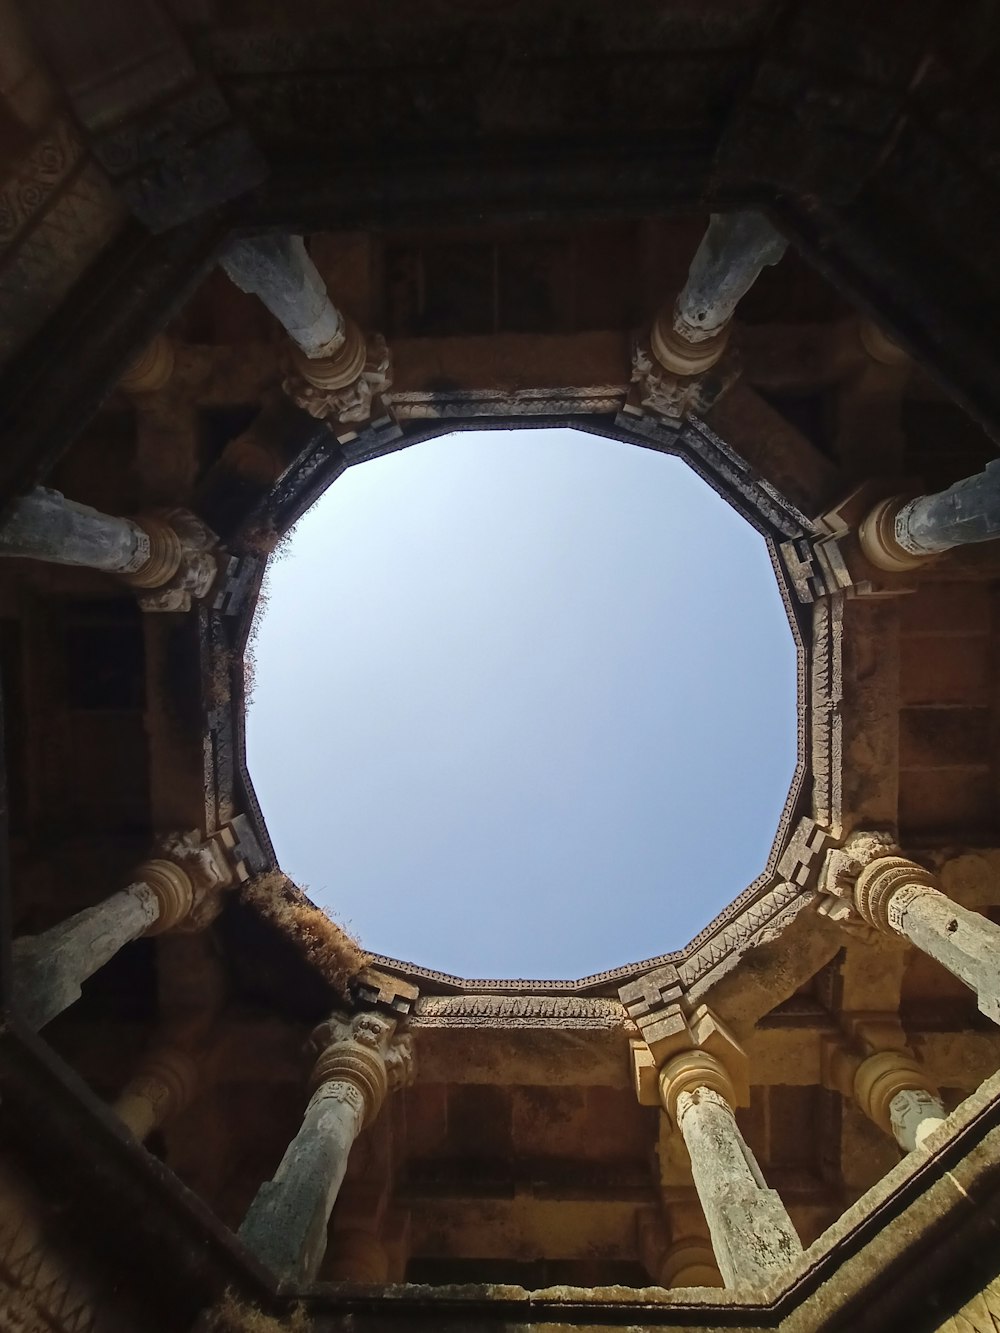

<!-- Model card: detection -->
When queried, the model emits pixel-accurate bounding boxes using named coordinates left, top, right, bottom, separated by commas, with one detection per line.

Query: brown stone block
left=899, top=636, right=990, bottom=705
left=635, top=1008, right=689, bottom=1062
left=900, top=583, right=991, bottom=635
left=405, top=1084, right=449, bottom=1158
left=899, top=768, right=995, bottom=834
left=898, top=706, right=991, bottom=769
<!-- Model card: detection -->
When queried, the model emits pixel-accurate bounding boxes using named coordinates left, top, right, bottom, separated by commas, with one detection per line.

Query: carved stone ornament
left=308, top=1011, right=415, bottom=1126
left=285, top=333, right=392, bottom=425
left=130, top=509, right=222, bottom=613
left=142, top=830, right=235, bottom=934
left=815, top=829, right=900, bottom=935
left=630, top=334, right=741, bottom=422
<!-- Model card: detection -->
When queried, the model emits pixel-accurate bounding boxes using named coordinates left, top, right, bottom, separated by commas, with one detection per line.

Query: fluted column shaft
left=651, top=212, right=787, bottom=375
left=854, top=857, right=1000, bottom=1024
left=238, top=1013, right=414, bottom=1285
left=12, top=860, right=193, bottom=1031
left=660, top=1053, right=801, bottom=1288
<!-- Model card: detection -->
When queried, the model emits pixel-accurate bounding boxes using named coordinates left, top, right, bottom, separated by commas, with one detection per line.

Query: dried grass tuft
left=242, top=870, right=370, bottom=996
left=201, top=1291, right=310, bottom=1333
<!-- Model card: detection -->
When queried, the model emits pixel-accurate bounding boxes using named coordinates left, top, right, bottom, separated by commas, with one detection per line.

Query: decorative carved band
left=650, top=313, right=731, bottom=376
left=310, top=1043, right=389, bottom=1127
left=853, top=856, right=938, bottom=935
left=293, top=318, right=368, bottom=391
left=858, top=495, right=928, bottom=573
left=308, top=1011, right=415, bottom=1126
left=136, top=859, right=195, bottom=934
left=124, top=516, right=183, bottom=589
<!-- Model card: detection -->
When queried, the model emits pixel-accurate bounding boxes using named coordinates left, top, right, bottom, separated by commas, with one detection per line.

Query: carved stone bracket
left=779, top=533, right=855, bottom=603
left=630, top=1002, right=749, bottom=1109
left=627, top=335, right=741, bottom=423
left=132, top=508, right=223, bottom=613
left=285, top=333, right=394, bottom=426
left=814, top=829, right=898, bottom=933
left=352, top=968, right=420, bottom=1018
left=150, top=828, right=236, bottom=933
left=208, top=815, right=270, bottom=886
left=777, top=816, right=838, bottom=891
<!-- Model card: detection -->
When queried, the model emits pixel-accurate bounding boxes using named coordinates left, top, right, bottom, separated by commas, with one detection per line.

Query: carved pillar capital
left=853, top=856, right=940, bottom=935
left=135, top=859, right=195, bottom=935
left=853, top=1050, right=938, bottom=1134
left=123, top=514, right=184, bottom=588
left=858, top=494, right=931, bottom=572
left=308, top=1011, right=415, bottom=1128
left=633, top=211, right=785, bottom=422
left=113, top=1046, right=200, bottom=1141
left=285, top=331, right=393, bottom=426
left=124, top=508, right=221, bottom=611
left=292, top=317, right=368, bottom=391
left=139, top=830, right=236, bottom=935
left=629, top=1002, right=748, bottom=1113
left=650, top=312, right=731, bottom=376
left=119, top=334, right=175, bottom=394
left=660, top=1052, right=737, bottom=1126
left=822, top=835, right=1000, bottom=1027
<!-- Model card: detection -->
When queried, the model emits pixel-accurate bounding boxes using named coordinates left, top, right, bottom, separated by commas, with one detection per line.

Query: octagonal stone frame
left=218, top=398, right=822, bottom=997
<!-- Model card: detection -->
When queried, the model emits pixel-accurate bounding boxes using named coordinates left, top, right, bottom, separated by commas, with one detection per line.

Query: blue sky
left=246, top=427, right=797, bottom=979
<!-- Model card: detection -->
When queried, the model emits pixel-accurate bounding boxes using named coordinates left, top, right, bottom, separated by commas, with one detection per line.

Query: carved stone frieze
left=412, top=994, right=628, bottom=1030
left=811, top=593, right=844, bottom=832
left=0, top=118, right=87, bottom=254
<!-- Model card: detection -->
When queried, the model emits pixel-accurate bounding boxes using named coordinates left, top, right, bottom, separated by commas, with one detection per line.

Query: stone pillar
left=238, top=1012, right=415, bottom=1285
left=12, top=862, right=192, bottom=1031
left=0, top=489, right=219, bottom=607
left=659, top=1050, right=802, bottom=1288
left=112, top=1046, right=200, bottom=1142
left=221, top=235, right=366, bottom=392
left=859, top=461, right=1000, bottom=571
left=853, top=1051, right=946, bottom=1152
left=852, top=855, right=1000, bottom=1025
left=12, top=833, right=233, bottom=1031
left=650, top=212, right=788, bottom=377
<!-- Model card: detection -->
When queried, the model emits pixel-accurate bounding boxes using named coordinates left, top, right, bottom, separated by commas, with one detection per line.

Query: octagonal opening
left=246, top=426, right=798, bottom=979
